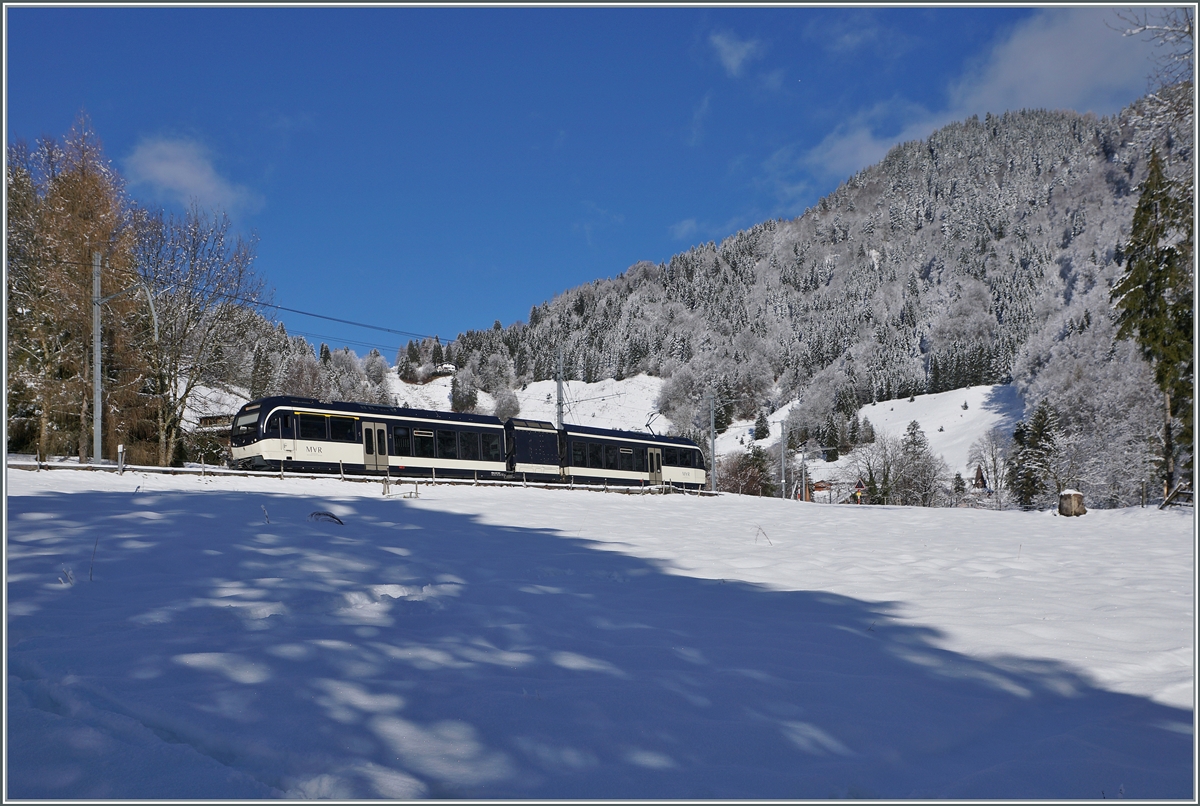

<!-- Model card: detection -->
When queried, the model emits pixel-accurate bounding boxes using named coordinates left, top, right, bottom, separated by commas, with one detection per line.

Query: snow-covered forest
left=374, top=88, right=1192, bottom=508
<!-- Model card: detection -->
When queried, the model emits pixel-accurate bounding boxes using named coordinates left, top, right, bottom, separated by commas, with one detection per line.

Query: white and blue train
left=229, top=396, right=707, bottom=489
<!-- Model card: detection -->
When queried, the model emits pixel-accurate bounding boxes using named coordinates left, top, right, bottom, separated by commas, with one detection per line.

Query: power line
left=211, top=290, right=448, bottom=343
left=34, top=257, right=457, bottom=345
left=287, top=329, right=404, bottom=356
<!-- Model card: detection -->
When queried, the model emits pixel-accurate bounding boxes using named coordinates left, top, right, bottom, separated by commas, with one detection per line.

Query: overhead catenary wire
left=36, top=258, right=454, bottom=345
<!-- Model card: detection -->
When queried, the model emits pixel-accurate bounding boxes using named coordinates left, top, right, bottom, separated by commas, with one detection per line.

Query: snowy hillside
left=7, top=467, right=1192, bottom=799
left=723, top=384, right=1025, bottom=483
left=389, top=372, right=669, bottom=433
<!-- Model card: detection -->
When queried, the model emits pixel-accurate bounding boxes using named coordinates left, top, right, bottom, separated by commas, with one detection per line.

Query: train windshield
left=232, top=412, right=260, bottom=438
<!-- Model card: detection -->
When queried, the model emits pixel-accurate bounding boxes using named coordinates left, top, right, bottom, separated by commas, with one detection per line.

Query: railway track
left=6, top=459, right=716, bottom=496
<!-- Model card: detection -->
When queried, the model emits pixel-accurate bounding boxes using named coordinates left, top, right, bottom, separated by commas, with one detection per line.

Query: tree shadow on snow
left=6, top=486, right=1192, bottom=799
left=980, top=383, right=1026, bottom=434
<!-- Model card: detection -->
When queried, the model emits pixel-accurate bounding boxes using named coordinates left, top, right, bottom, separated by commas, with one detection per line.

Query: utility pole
left=91, top=253, right=161, bottom=466
left=93, top=253, right=102, bottom=463
left=780, top=422, right=787, bottom=499
left=709, top=391, right=717, bottom=492
left=555, top=347, right=565, bottom=430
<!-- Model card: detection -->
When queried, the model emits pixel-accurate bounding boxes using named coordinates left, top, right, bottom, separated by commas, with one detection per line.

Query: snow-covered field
left=6, top=467, right=1193, bottom=799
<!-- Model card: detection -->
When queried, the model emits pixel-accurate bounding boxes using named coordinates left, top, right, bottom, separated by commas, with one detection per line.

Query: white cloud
left=795, top=8, right=1160, bottom=184
left=710, top=30, right=763, bottom=78
left=669, top=218, right=698, bottom=240
left=821, top=17, right=885, bottom=54
left=124, top=137, right=260, bottom=214
left=948, top=7, right=1156, bottom=118
left=801, top=99, right=951, bottom=184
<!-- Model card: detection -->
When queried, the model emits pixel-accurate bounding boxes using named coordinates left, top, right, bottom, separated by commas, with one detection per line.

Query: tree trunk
left=1163, top=390, right=1175, bottom=499
left=37, top=335, right=51, bottom=462
left=157, top=393, right=169, bottom=466
left=79, top=379, right=89, bottom=463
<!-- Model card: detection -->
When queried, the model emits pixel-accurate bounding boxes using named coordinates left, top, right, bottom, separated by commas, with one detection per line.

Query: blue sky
left=5, top=6, right=1165, bottom=360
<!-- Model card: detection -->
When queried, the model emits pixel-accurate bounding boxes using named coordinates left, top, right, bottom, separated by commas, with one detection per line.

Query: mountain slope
left=448, top=92, right=1188, bottom=438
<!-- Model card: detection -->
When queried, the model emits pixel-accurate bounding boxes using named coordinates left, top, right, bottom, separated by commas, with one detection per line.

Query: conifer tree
left=1006, top=400, right=1060, bottom=509
left=1111, top=148, right=1193, bottom=494
left=754, top=410, right=770, bottom=440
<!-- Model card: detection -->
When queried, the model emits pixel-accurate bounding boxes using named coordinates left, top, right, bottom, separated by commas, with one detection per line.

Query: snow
left=723, top=384, right=1026, bottom=484
left=181, top=383, right=251, bottom=428
left=6, top=466, right=1193, bottom=799
left=391, top=373, right=669, bottom=433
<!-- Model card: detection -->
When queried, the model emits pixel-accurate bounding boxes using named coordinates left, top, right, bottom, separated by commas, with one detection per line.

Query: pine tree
left=1006, top=400, right=1059, bottom=509
left=1006, top=421, right=1040, bottom=509
left=1111, top=148, right=1194, bottom=494
left=250, top=345, right=271, bottom=399
left=927, top=356, right=941, bottom=394
left=754, top=410, right=770, bottom=440
left=951, top=472, right=967, bottom=505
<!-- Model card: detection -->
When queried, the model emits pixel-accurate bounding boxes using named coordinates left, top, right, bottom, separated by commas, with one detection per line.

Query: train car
left=229, top=396, right=508, bottom=480
left=563, top=423, right=707, bottom=489
left=230, top=396, right=708, bottom=490
left=504, top=418, right=562, bottom=481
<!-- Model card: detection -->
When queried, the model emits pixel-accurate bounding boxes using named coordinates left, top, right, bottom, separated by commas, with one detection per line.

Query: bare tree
left=850, top=433, right=899, bottom=505
left=134, top=204, right=265, bottom=465
left=493, top=388, right=521, bottom=421
left=968, top=427, right=1010, bottom=510
left=1114, top=7, right=1194, bottom=90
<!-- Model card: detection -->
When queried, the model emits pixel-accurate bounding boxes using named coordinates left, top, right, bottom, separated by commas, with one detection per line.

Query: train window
left=515, top=431, right=556, bottom=465
left=459, top=431, right=480, bottom=461
left=377, top=429, right=387, bottom=456
left=634, top=448, right=646, bottom=472
left=605, top=444, right=619, bottom=470
left=619, top=447, right=634, bottom=472
left=571, top=441, right=586, bottom=467
left=413, top=429, right=435, bottom=458
left=329, top=416, right=356, bottom=442
left=364, top=429, right=374, bottom=454
left=232, top=412, right=259, bottom=438
left=437, top=429, right=458, bottom=459
left=663, top=446, right=679, bottom=466
left=481, top=432, right=502, bottom=462
left=588, top=442, right=603, bottom=469
left=264, top=416, right=280, bottom=438
left=298, top=414, right=327, bottom=440
left=678, top=449, right=693, bottom=468
left=393, top=426, right=411, bottom=456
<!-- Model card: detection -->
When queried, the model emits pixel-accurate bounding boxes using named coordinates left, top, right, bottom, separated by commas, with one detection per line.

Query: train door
left=647, top=447, right=663, bottom=485
left=363, top=420, right=389, bottom=472
left=284, top=414, right=296, bottom=463
left=265, top=412, right=296, bottom=464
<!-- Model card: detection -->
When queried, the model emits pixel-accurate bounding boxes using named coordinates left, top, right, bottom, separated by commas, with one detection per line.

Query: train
left=228, top=396, right=708, bottom=489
